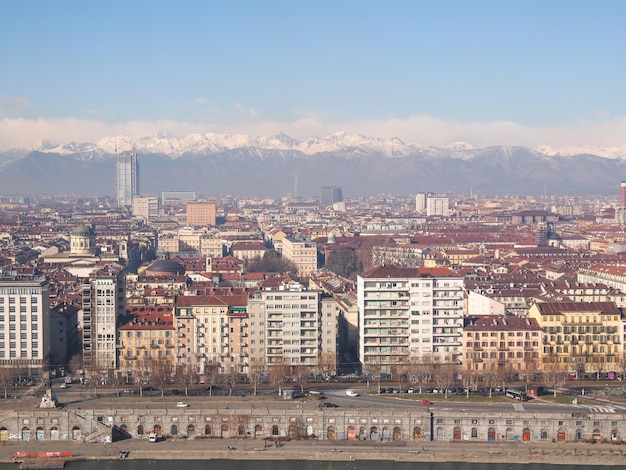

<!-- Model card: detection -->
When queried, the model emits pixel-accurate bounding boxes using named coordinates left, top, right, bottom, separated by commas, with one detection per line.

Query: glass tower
left=116, top=152, right=138, bottom=207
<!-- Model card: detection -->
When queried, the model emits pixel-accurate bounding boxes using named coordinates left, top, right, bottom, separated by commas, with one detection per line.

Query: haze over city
left=2, top=1, right=626, bottom=156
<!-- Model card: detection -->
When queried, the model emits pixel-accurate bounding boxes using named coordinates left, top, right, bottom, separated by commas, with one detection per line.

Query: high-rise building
left=357, top=266, right=465, bottom=371
left=621, top=182, right=626, bottom=209
left=426, top=195, right=450, bottom=216
left=0, top=277, right=50, bottom=376
left=321, top=186, right=343, bottom=206
left=116, top=152, right=138, bottom=207
left=415, top=192, right=427, bottom=213
left=186, top=200, right=216, bottom=226
left=81, top=273, right=125, bottom=372
left=132, top=196, right=159, bottom=224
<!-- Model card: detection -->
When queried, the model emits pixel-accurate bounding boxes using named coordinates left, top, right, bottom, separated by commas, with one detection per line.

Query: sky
left=1, top=0, right=626, bottom=152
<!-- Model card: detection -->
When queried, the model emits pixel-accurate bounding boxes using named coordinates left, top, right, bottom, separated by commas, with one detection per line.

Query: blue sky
left=2, top=1, right=626, bottom=151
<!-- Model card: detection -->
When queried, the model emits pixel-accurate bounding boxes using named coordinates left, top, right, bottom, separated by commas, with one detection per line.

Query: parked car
left=319, top=402, right=339, bottom=408
left=176, top=401, right=188, bottom=408
left=346, top=390, right=359, bottom=397
left=60, top=383, right=67, bottom=389
left=148, top=432, right=157, bottom=442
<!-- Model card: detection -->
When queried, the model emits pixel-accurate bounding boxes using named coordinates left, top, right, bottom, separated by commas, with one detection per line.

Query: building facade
left=81, top=273, right=126, bottom=372
left=357, top=266, right=465, bottom=373
left=527, top=301, right=624, bottom=377
left=321, top=186, right=343, bottom=206
left=281, top=236, right=318, bottom=278
left=116, top=152, right=138, bottom=207
left=462, top=315, right=542, bottom=374
left=0, top=277, right=50, bottom=376
left=186, top=201, right=217, bottom=226
left=247, top=285, right=324, bottom=372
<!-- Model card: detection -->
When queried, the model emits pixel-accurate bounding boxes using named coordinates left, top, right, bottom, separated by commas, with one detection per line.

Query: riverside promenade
left=2, top=434, right=626, bottom=466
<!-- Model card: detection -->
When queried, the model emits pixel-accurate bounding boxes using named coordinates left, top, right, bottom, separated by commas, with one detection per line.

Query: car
left=319, top=402, right=339, bottom=408
left=148, top=432, right=157, bottom=442
left=60, top=383, right=67, bottom=389
left=122, top=389, right=136, bottom=395
left=176, top=401, right=188, bottom=408
left=345, top=390, right=359, bottom=397
left=421, top=399, right=433, bottom=405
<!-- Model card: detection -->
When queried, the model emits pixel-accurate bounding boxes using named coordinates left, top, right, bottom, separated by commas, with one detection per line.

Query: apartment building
left=281, top=236, right=317, bottom=278
left=173, top=294, right=249, bottom=376
left=186, top=200, right=216, bottom=226
left=117, top=306, right=176, bottom=383
left=357, top=266, right=465, bottom=373
left=462, top=315, right=542, bottom=374
left=0, top=277, right=50, bottom=376
left=247, top=283, right=324, bottom=373
left=81, top=273, right=126, bottom=372
left=527, top=301, right=624, bottom=376
left=132, top=196, right=160, bottom=224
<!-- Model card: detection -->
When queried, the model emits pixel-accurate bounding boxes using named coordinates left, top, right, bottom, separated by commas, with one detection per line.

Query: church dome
left=146, top=259, right=185, bottom=276
left=72, top=224, right=94, bottom=236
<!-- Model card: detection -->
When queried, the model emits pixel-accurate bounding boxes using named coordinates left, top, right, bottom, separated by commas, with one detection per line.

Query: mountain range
left=1, top=132, right=625, bottom=197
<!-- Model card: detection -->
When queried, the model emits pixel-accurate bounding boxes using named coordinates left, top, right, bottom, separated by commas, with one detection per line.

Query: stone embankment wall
left=0, top=406, right=624, bottom=445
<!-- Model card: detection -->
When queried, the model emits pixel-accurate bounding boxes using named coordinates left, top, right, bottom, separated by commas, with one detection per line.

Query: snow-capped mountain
left=1, top=131, right=625, bottom=197
left=17, top=131, right=626, bottom=161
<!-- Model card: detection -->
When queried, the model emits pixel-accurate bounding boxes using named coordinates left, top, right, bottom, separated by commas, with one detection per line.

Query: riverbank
left=2, top=437, right=626, bottom=466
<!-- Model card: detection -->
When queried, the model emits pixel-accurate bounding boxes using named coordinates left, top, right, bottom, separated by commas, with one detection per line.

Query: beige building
left=527, top=301, right=624, bottom=377
left=281, top=236, right=317, bottom=278
left=132, top=196, right=160, bottom=224
left=186, top=200, right=216, bottom=226
left=462, top=315, right=542, bottom=374
left=117, top=306, right=176, bottom=383
left=174, top=295, right=249, bottom=376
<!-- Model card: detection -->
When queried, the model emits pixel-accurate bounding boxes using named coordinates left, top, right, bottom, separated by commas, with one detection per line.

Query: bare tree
left=483, top=367, right=499, bottom=398
left=175, top=362, right=195, bottom=396
left=69, top=354, right=83, bottom=377
left=248, top=360, right=266, bottom=396
left=317, top=352, right=336, bottom=380
left=268, top=362, right=290, bottom=396
left=149, top=358, right=174, bottom=397
left=0, top=367, right=12, bottom=399
left=433, top=361, right=456, bottom=399
left=542, top=354, right=569, bottom=397
left=292, top=364, right=310, bottom=394
left=405, top=355, right=434, bottom=394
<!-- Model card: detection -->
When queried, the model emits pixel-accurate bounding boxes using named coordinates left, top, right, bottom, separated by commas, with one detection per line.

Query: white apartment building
left=357, top=266, right=465, bottom=372
left=247, top=284, right=326, bottom=373
left=426, top=196, right=450, bottom=217
left=0, top=277, right=50, bottom=375
left=132, top=196, right=160, bottom=223
left=281, top=236, right=318, bottom=278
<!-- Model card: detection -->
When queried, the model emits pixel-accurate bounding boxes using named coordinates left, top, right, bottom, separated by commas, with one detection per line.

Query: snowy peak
left=23, top=131, right=626, bottom=160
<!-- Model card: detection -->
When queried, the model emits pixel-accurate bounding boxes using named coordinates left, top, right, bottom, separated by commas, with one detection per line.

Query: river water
left=0, top=461, right=608, bottom=470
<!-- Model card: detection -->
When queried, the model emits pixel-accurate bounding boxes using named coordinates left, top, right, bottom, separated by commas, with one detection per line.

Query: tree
left=542, top=354, right=569, bottom=397
left=433, top=360, right=456, bottom=399
left=0, top=367, right=12, bottom=399
left=317, top=352, right=336, bottom=380
left=292, top=365, right=310, bottom=394
left=268, top=362, right=290, bottom=396
left=149, top=358, right=174, bottom=397
left=325, top=248, right=358, bottom=279
left=175, top=362, right=196, bottom=396
left=246, top=251, right=298, bottom=276
left=69, top=354, right=83, bottom=378
left=248, top=361, right=266, bottom=396
left=405, top=355, right=434, bottom=394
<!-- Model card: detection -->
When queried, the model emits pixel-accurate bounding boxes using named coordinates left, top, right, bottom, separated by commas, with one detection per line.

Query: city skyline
left=2, top=1, right=626, bottom=154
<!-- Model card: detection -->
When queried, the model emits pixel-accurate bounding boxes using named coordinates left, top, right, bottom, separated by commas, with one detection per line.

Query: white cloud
left=1, top=114, right=626, bottom=154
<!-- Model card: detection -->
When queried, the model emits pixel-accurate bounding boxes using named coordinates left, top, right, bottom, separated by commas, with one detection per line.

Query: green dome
left=72, top=224, right=94, bottom=235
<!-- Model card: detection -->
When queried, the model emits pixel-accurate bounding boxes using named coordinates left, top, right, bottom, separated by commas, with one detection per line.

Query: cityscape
left=4, top=0, right=626, bottom=464
left=2, top=158, right=626, bottom=389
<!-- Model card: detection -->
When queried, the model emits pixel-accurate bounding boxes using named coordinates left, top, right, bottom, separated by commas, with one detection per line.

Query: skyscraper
left=321, top=186, right=343, bottom=206
left=116, top=152, right=138, bottom=207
